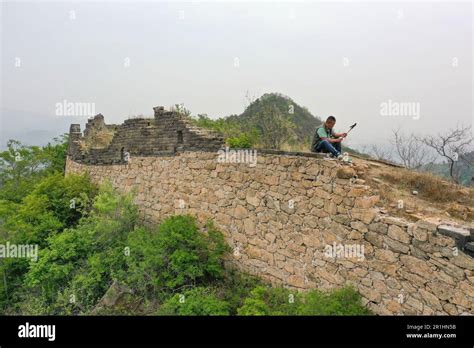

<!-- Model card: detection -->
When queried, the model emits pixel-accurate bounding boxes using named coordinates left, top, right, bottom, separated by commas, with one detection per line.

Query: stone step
left=464, top=242, right=474, bottom=257
left=437, top=224, right=471, bottom=249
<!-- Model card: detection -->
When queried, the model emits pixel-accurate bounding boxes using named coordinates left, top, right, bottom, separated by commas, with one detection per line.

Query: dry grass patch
left=379, top=169, right=473, bottom=205
left=370, top=168, right=474, bottom=222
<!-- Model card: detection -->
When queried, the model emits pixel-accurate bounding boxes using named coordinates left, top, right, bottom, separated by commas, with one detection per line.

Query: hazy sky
left=1, top=0, right=472, bottom=150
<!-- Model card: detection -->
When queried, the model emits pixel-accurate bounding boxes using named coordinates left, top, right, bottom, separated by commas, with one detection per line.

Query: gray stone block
left=465, top=242, right=474, bottom=257
left=437, top=224, right=470, bottom=249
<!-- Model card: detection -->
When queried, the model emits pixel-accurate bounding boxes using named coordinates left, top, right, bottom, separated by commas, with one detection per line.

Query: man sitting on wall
left=311, top=116, right=347, bottom=159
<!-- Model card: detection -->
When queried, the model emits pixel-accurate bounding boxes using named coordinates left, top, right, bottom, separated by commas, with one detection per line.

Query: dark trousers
left=314, top=140, right=341, bottom=157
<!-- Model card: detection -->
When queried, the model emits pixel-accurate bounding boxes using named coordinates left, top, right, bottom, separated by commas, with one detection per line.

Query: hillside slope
left=352, top=156, right=474, bottom=224
left=423, top=151, right=474, bottom=187
left=192, top=92, right=360, bottom=153
left=226, top=93, right=322, bottom=147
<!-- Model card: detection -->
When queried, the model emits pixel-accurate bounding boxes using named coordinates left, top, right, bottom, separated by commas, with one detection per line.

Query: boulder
left=92, top=280, right=134, bottom=313
left=336, top=166, right=356, bottom=179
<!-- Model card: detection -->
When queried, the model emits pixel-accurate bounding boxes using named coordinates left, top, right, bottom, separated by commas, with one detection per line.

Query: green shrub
left=299, top=286, right=372, bottom=315
left=156, top=217, right=229, bottom=288
left=227, top=133, right=254, bottom=148
left=114, top=226, right=163, bottom=299
left=238, top=285, right=372, bottom=316
left=238, top=286, right=301, bottom=315
left=158, top=287, right=229, bottom=316
left=217, top=270, right=262, bottom=314
left=189, top=114, right=259, bottom=149
left=0, top=137, right=68, bottom=203
left=0, top=173, right=97, bottom=247
left=0, top=173, right=98, bottom=312
left=19, top=182, right=136, bottom=314
left=118, top=216, right=230, bottom=299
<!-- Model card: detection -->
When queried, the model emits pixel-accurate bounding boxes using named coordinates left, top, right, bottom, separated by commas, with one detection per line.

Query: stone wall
left=67, top=106, right=224, bottom=165
left=65, top=151, right=474, bottom=315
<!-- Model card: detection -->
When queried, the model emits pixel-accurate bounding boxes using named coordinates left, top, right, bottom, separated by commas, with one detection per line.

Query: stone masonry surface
left=66, top=107, right=474, bottom=315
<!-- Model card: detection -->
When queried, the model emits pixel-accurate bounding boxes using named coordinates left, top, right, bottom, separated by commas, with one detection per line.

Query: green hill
left=226, top=93, right=322, bottom=149
left=190, top=92, right=363, bottom=153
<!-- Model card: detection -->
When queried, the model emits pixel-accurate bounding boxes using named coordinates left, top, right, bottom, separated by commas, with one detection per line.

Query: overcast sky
left=1, top=0, right=472, bottom=150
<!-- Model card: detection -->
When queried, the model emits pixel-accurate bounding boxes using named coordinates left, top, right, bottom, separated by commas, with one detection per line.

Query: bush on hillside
left=157, top=287, right=230, bottom=316
left=118, top=216, right=230, bottom=300
left=238, top=285, right=372, bottom=316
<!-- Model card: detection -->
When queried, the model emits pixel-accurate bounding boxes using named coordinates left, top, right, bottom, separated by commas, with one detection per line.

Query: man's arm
left=333, top=131, right=347, bottom=138
left=317, top=127, right=344, bottom=143
left=320, top=136, right=342, bottom=143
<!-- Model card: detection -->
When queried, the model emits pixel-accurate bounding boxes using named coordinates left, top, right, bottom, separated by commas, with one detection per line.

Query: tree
left=118, top=216, right=229, bottom=299
left=420, top=125, right=473, bottom=183
left=359, top=144, right=394, bottom=162
left=0, top=140, right=45, bottom=202
left=20, top=182, right=135, bottom=314
left=0, top=136, right=68, bottom=202
left=244, top=90, right=258, bottom=109
left=256, top=105, right=295, bottom=149
left=391, top=128, right=435, bottom=170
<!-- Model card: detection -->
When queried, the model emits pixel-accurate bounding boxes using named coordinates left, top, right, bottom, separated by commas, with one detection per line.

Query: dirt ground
left=349, top=155, right=474, bottom=228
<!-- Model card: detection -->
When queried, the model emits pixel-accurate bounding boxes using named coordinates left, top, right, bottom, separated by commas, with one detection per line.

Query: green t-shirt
left=316, top=126, right=335, bottom=139
left=311, top=124, right=336, bottom=151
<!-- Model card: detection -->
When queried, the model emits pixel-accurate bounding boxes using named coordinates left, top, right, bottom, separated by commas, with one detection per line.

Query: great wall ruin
left=65, top=106, right=474, bottom=315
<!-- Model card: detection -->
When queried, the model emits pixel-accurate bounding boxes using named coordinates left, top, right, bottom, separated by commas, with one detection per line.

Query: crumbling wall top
left=68, top=105, right=225, bottom=164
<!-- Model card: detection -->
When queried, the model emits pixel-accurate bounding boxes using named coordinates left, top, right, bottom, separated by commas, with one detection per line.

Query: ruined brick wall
left=67, top=106, right=224, bottom=165
left=65, top=151, right=474, bottom=315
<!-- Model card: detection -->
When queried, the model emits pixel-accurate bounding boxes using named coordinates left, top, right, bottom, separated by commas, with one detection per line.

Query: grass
left=380, top=169, right=473, bottom=203
left=377, top=168, right=474, bottom=221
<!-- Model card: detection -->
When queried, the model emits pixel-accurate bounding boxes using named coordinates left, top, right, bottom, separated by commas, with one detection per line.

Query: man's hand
left=341, top=132, right=348, bottom=138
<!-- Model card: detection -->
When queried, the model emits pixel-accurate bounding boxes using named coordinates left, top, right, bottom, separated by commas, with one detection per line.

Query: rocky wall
left=65, top=151, right=474, bottom=315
